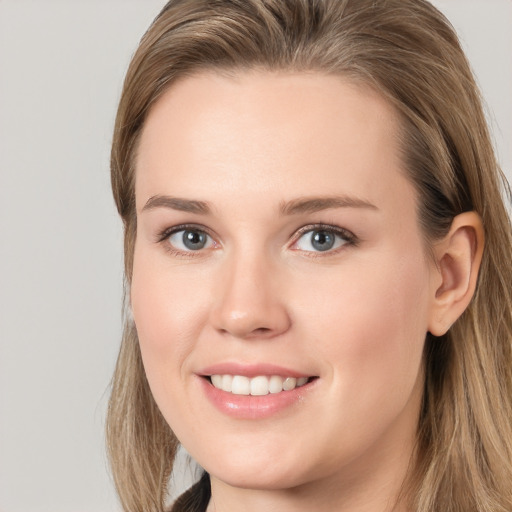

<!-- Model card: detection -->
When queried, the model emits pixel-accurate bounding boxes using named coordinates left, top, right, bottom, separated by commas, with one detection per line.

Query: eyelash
left=156, top=223, right=358, bottom=258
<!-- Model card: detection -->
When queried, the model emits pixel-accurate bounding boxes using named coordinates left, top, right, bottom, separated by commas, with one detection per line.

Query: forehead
left=135, top=70, right=413, bottom=216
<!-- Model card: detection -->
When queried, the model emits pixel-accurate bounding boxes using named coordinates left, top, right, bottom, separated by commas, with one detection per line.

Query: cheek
left=130, top=248, right=209, bottom=388
left=297, top=250, right=430, bottom=393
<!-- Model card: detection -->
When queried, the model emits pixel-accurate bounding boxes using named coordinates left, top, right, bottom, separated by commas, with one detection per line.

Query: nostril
left=243, top=326, right=274, bottom=339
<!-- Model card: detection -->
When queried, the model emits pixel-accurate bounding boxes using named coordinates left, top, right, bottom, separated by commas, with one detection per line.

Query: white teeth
left=250, top=375, right=270, bottom=396
left=297, top=377, right=308, bottom=387
left=210, top=374, right=310, bottom=395
left=231, top=375, right=250, bottom=395
left=268, top=375, right=283, bottom=394
left=282, top=377, right=297, bottom=391
left=221, top=374, right=233, bottom=392
left=211, top=374, right=223, bottom=389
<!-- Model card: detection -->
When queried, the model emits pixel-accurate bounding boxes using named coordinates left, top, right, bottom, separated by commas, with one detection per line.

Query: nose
left=210, top=252, right=291, bottom=340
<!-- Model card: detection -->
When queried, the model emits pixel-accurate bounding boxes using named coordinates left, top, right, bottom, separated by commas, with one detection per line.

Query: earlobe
left=428, top=211, right=484, bottom=336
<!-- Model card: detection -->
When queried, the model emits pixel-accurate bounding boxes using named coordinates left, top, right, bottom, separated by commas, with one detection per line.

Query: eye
left=292, top=227, right=353, bottom=253
left=167, top=228, right=214, bottom=252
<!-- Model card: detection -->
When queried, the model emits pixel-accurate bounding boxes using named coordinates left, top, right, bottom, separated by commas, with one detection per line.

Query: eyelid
left=156, top=223, right=213, bottom=242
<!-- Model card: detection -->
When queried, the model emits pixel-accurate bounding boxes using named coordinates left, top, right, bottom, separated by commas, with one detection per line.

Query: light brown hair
left=107, top=1, right=512, bottom=510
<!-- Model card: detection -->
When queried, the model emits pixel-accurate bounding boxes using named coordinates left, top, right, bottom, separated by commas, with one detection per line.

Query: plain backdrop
left=0, top=1, right=510, bottom=511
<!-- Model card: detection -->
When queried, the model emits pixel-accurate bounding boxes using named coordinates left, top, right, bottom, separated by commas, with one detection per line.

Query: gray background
left=0, top=1, right=510, bottom=511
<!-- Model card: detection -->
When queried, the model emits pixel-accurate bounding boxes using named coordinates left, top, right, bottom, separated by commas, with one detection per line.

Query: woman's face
left=132, top=71, right=439, bottom=491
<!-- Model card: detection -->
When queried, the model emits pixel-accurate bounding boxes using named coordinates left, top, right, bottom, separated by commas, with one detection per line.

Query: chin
left=207, top=463, right=309, bottom=491
left=189, top=442, right=309, bottom=491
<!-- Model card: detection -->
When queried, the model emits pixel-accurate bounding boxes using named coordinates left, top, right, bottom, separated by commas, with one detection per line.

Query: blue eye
left=167, top=229, right=214, bottom=251
left=294, top=228, right=351, bottom=253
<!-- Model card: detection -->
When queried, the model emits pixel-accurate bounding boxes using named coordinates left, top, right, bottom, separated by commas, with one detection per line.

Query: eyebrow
left=142, top=195, right=211, bottom=214
left=279, top=196, right=378, bottom=215
left=141, top=194, right=378, bottom=216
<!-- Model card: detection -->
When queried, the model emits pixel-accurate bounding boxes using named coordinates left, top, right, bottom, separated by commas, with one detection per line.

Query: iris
left=183, top=230, right=207, bottom=250
left=311, top=230, right=335, bottom=251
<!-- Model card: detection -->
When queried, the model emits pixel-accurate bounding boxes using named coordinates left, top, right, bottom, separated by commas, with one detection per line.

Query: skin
left=131, top=71, right=483, bottom=512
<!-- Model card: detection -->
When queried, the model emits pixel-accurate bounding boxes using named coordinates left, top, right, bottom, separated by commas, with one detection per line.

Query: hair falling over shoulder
left=106, top=1, right=512, bottom=510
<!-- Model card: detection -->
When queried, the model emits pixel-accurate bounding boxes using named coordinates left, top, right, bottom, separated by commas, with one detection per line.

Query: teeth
left=250, top=376, right=269, bottom=396
left=221, top=374, right=233, bottom=392
left=282, top=377, right=296, bottom=391
left=210, top=374, right=310, bottom=395
left=269, top=375, right=283, bottom=394
left=231, top=375, right=250, bottom=395
left=297, top=377, right=308, bottom=387
left=211, top=374, right=223, bottom=389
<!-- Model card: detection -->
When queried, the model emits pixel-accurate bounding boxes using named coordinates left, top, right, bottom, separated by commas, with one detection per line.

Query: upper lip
left=198, top=362, right=314, bottom=379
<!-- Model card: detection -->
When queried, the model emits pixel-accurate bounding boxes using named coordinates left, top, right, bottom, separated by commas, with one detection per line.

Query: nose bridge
left=211, top=245, right=290, bottom=339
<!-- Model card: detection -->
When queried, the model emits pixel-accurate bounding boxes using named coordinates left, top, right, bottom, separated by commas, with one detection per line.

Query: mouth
left=205, top=374, right=317, bottom=396
left=198, top=366, right=319, bottom=419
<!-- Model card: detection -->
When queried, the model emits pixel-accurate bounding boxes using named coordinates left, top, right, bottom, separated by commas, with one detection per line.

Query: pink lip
left=196, top=363, right=318, bottom=420
left=198, top=362, right=311, bottom=379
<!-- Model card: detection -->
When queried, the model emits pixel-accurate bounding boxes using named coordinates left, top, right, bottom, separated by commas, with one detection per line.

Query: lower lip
left=199, top=377, right=317, bottom=420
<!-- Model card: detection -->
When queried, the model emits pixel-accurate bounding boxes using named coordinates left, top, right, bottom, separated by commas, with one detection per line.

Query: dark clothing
left=170, top=472, right=211, bottom=512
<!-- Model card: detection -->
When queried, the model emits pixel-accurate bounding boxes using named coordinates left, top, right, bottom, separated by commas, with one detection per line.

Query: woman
left=107, top=1, right=512, bottom=511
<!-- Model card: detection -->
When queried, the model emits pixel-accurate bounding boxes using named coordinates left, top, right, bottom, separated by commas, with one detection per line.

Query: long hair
left=107, top=1, right=512, bottom=510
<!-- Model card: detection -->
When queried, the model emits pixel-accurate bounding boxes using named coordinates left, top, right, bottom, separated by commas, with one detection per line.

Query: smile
left=210, top=375, right=310, bottom=395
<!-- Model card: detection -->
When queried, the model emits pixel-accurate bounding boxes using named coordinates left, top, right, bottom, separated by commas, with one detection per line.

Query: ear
left=428, top=211, right=484, bottom=336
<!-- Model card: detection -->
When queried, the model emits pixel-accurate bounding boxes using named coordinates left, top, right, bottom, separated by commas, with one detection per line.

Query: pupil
left=183, top=230, right=206, bottom=250
left=312, top=230, right=334, bottom=251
